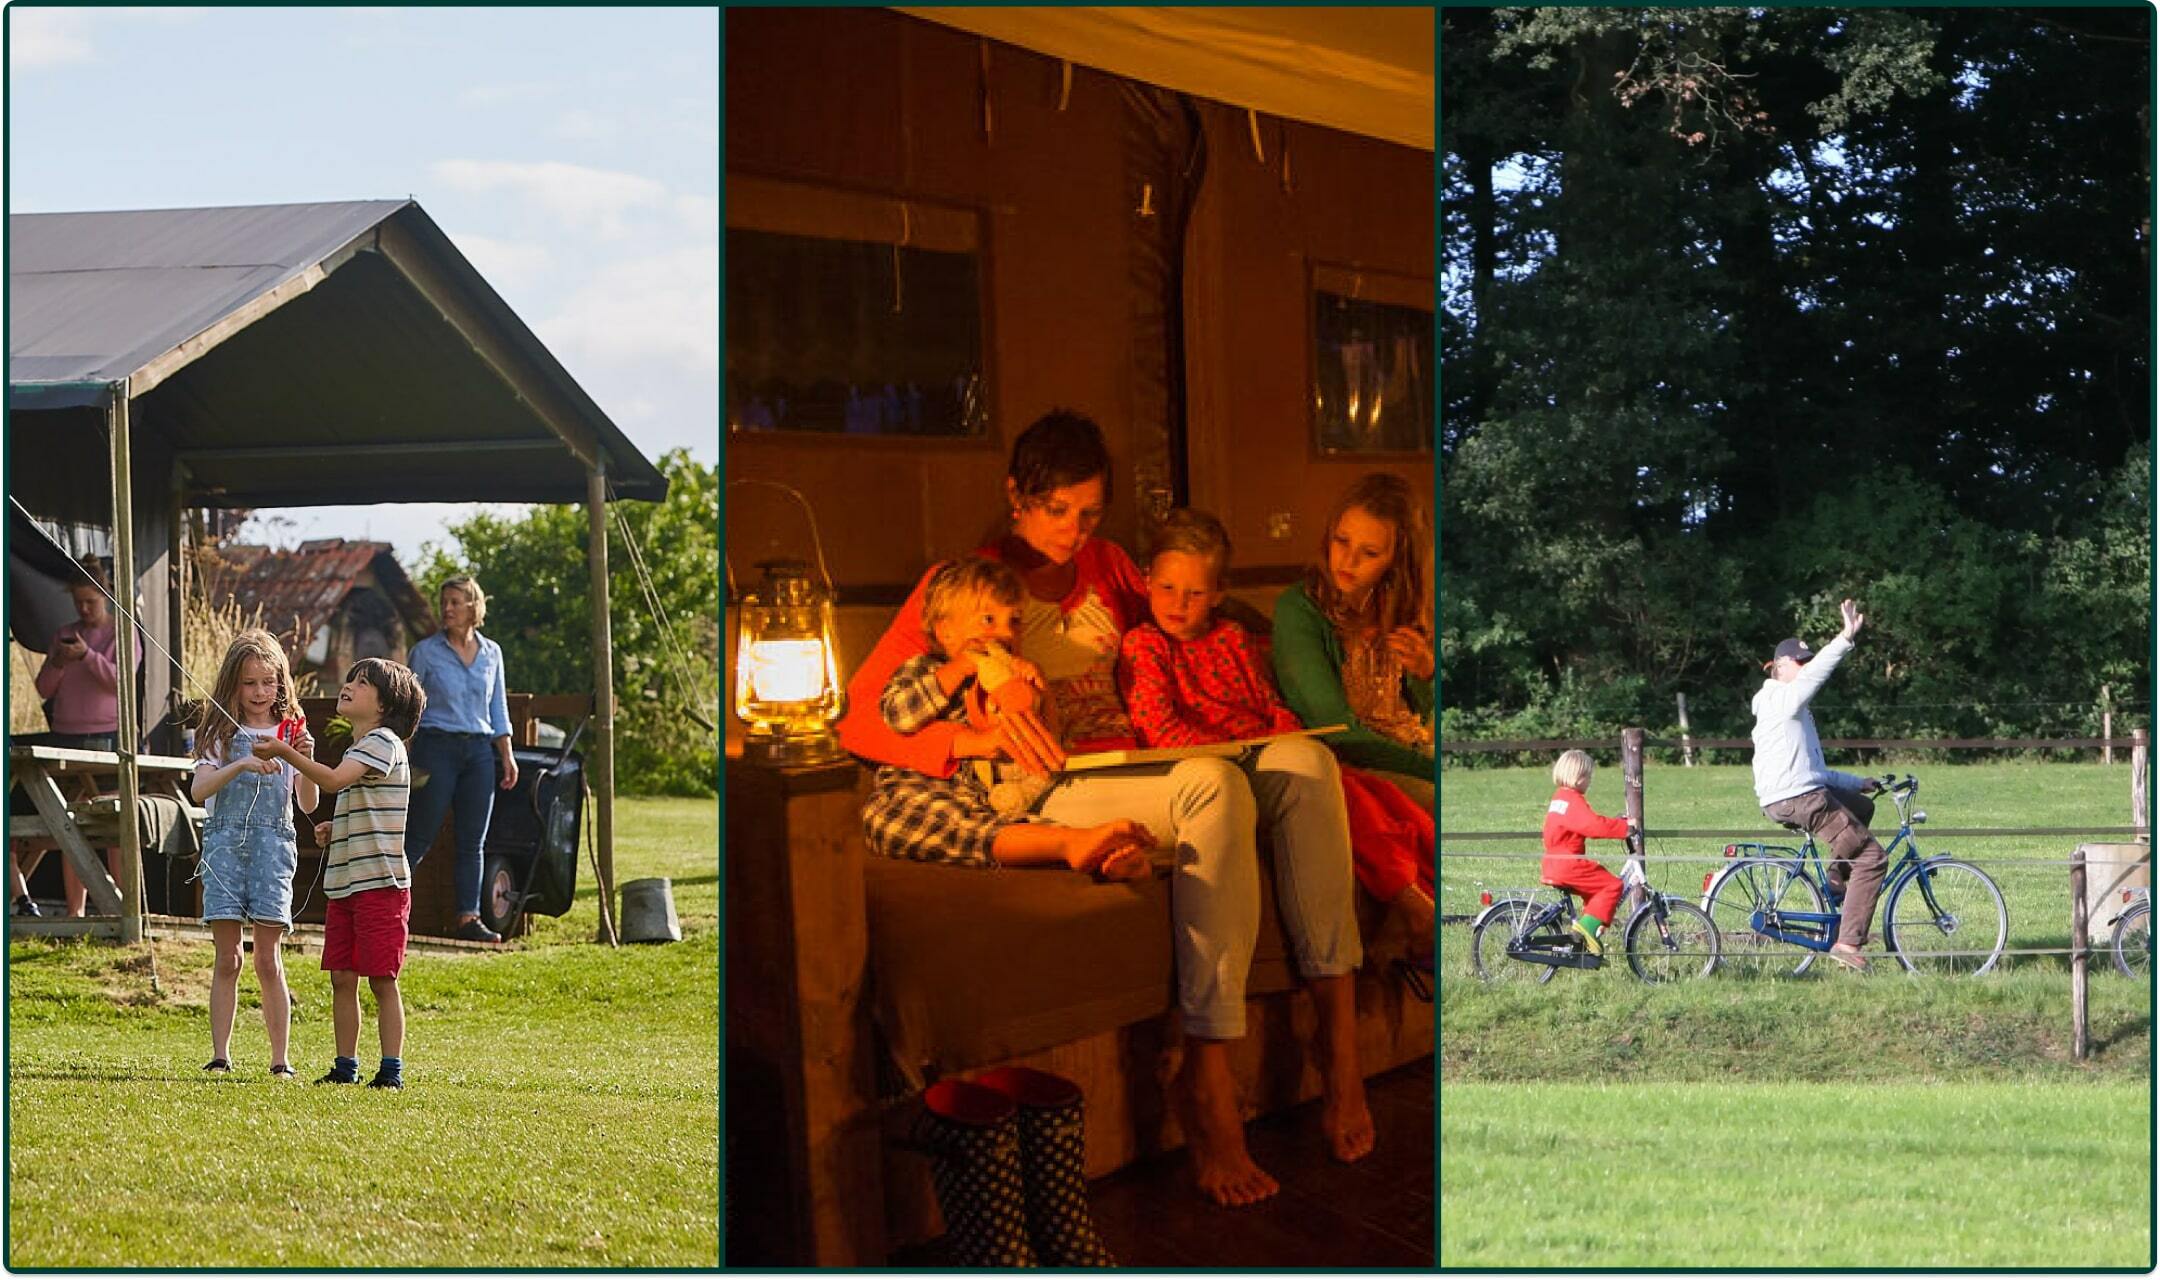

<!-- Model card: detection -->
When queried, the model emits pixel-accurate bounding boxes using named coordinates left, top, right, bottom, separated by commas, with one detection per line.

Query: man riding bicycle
left=1750, top=598, right=1885, bottom=972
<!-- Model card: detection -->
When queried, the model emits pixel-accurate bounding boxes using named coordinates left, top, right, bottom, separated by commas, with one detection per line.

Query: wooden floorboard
left=897, top=1057, right=1434, bottom=1268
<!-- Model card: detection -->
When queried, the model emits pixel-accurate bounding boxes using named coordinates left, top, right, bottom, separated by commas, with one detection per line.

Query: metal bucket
left=619, top=877, right=682, bottom=944
left=2077, top=843, right=2151, bottom=934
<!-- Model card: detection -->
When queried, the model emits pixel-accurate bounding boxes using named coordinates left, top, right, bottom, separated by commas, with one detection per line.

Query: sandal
left=269, top=1064, right=297, bottom=1081
left=1394, top=956, right=1433, bottom=1004
left=202, top=1058, right=231, bottom=1074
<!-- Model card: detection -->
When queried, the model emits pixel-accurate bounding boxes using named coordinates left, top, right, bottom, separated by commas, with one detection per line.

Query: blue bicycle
left=1700, top=774, right=2008, bottom=977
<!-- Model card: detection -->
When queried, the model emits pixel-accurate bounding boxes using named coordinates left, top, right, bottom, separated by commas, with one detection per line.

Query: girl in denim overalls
left=191, top=630, right=317, bottom=1079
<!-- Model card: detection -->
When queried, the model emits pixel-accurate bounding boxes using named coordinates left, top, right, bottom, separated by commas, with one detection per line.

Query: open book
left=1062, top=725, right=1348, bottom=772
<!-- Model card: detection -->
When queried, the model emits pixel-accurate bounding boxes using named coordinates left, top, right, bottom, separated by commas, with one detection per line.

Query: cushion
left=865, top=849, right=1304, bottom=1081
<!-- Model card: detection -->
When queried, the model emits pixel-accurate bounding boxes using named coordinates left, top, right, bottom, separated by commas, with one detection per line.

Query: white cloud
left=542, top=245, right=719, bottom=377
left=553, top=109, right=615, bottom=142
left=10, top=11, right=96, bottom=68
left=674, top=194, right=720, bottom=239
left=430, top=159, right=668, bottom=240
left=445, top=231, right=553, bottom=292
left=12, top=7, right=206, bottom=69
left=458, top=81, right=553, bottom=109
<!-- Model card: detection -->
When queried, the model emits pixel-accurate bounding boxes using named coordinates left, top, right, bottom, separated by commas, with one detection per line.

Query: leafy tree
left=1442, top=8, right=2151, bottom=746
left=413, top=450, right=720, bottom=796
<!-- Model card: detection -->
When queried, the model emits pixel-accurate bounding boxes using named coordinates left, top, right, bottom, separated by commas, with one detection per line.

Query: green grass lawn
left=1441, top=1080, right=2152, bottom=1268
left=7, top=795, right=719, bottom=1269
left=1440, top=762, right=2152, bottom=1268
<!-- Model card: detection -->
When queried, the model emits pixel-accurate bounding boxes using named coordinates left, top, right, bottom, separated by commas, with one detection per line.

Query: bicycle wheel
left=1623, top=898, right=1720, bottom=983
left=1883, top=858, right=2008, bottom=975
left=1470, top=897, right=1559, bottom=985
left=1702, top=857, right=1823, bottom=978
left=2112, top=902, right=2150, bottom=980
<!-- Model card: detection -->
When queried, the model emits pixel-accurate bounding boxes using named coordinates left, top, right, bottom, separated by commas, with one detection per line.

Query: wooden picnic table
left=7, top=744, right=201, bottom=931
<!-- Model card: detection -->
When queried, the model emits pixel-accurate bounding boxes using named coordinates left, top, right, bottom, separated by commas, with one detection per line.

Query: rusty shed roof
left=219, top=539, right=435, bottom=641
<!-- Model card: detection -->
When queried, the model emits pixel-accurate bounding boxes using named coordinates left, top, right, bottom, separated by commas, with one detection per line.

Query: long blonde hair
left=1305, top=473, right=1432, bottom=635
left=196, top=629, right=295, bottom=761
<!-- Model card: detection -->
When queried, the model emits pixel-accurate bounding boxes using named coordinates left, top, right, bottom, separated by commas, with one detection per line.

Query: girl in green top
left=1272, top=474, right=1436, bottom=939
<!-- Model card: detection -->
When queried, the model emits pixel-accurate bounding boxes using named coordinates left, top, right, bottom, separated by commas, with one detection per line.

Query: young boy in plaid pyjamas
left=861, top=556, right=1153, bottom=879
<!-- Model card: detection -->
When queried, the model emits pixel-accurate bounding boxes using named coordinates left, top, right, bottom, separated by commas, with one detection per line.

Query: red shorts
left=322, top=886, right=410, bottom=978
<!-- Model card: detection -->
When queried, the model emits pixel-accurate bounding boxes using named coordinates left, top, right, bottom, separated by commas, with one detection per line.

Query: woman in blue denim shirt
left=405, top=576, right=519, bottom=942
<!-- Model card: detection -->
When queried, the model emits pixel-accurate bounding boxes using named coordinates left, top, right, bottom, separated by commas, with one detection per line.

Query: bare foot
left=1310, top=974, right=1375, bottom=1163
left=1321, top=1073, right=1375, bottom=1163
left=1178, top=1041, right=1279, bottom=1207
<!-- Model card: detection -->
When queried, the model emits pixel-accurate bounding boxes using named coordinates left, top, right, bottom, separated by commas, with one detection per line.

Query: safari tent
left=724, top=7, right=1434, bottom=1266
left=8, top=198, right=666, bottom=940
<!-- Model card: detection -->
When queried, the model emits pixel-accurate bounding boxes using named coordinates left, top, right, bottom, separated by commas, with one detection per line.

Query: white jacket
left=1750, top=634, right=1870, bottom=806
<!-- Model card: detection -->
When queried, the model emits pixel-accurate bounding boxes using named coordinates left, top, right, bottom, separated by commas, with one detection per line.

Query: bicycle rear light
left=1702, top=871, right=1715, bottom=893
left=1724, top=844, right=1737, bottom=857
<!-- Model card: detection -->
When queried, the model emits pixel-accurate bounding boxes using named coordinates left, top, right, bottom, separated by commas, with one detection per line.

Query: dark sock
left=378, top=1056, right=403, bottom=1080
left=332, top=1056, right=360, bottom=1079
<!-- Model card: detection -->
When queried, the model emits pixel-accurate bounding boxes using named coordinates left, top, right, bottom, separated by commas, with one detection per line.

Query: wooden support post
left=108, top=384, right=143, bottom=945
left=169, top=467, right=188, bottom=750
left=1676, top=693, right=1693, bottom=768
left=2070, top=847, right=2090, bottom=1061
left=1621, top=727, right=1646, bottom=911
left=21, top=771, right=124, bottom=915
left=724, top=758, right=883, bottom=1265
left=588, top=465, right=618, bottom=945
left=2134, top=728, right=2149, bottom=843
left=2101, top=685, right=2112, bottom=765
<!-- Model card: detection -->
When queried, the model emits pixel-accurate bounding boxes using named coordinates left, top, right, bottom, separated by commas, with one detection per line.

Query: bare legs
left=1309, top=973, right=1374, bottom=1163
left=1178, top=1039, right=1279, bottom=1206
left=330, top=970, right=404, bottom=1061
left=209, top=921, right=244, bottom=1063
left=210, top=921, right=292, bottom=1068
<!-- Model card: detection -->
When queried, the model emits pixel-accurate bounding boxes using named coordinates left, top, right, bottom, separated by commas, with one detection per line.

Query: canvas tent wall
left=7, top=198, right=667, bottom=938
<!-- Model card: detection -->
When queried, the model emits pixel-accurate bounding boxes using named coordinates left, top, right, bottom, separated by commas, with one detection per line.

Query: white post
left=1677, top=693, right=1693, bottom=768
left=2102, top=685, right=2113, bottom=766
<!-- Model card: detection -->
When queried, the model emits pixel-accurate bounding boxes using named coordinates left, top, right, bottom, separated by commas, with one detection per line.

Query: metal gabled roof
left=8, top=199, right=669, bottom=508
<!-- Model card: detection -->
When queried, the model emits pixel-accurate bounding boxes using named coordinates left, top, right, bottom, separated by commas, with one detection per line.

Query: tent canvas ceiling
left=896, top=6, right=1434, bottom=151
left=7, top=199, right=667, bottom=512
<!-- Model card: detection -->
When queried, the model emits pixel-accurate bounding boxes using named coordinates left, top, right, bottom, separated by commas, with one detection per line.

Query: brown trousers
left=1761, top=785, right=1885, bottom=948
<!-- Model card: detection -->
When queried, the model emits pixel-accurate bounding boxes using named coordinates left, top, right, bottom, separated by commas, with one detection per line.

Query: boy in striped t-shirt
left=254, top=658, right=425, bottom=1089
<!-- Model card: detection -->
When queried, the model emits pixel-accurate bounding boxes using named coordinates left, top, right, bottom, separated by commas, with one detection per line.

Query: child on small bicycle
left=1541, top=749, right=1634, bottom=956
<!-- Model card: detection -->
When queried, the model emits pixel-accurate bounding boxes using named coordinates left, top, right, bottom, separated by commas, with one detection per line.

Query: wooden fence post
left=2071, top=847, right=2090, bottom=1061
left=2101, top=685, right=2112, bottom=765
left=2134, top=727, right=2148, bottom=842
left=1622, top=727, right=1646, bottom=911
left=1676, top=693, right=1693, bottom=768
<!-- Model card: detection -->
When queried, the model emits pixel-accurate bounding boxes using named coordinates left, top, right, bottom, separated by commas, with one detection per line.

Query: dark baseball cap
left=1764, top=637, right=1813, bottom=669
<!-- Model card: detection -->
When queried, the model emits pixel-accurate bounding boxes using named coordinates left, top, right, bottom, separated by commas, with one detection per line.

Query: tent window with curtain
left=1311, top=263, right=1432, bottom=456
left=726, top=175, right=988, bottom=439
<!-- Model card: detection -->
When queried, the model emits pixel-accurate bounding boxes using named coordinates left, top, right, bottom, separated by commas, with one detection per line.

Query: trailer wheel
left=480, top=855, right=525, bottom=939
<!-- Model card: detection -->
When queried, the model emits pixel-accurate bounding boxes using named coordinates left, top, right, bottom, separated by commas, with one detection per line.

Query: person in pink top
left=12, top=557, right=136, bottom=918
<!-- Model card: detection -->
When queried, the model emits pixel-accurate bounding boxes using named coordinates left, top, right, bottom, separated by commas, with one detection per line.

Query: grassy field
left=1442, top=1081, right=2151, bottom=1268
left=7, top=795, right=719, bottom=1269
left=1440, top=761, right=2152, bottom=1269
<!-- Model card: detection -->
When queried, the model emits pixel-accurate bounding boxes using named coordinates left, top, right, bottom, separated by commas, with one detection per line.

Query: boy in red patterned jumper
left=1117, top=509, right=1434, bottom=952
left=1540, top=749, right=1636, bottom=956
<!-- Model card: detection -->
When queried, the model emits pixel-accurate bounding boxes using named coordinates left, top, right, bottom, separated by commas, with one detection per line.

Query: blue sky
left=7, top=5, right=718, bottom=562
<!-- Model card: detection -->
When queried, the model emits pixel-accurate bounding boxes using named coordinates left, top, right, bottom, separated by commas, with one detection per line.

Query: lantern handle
left=724, top=479, right=837, bottom=601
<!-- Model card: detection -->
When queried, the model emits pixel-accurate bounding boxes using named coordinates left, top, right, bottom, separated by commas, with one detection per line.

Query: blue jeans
left=405, top=730, right=499, bottom=917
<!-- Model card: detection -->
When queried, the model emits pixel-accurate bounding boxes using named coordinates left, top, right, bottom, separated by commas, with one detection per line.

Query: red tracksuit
left=1540, top=786, right=1629, bottom=925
